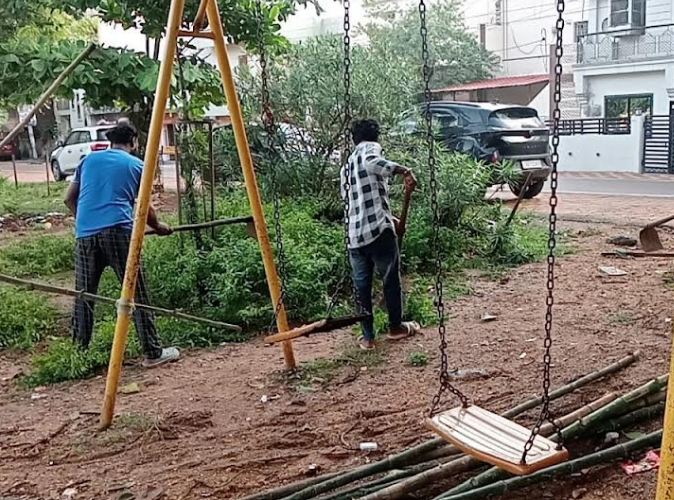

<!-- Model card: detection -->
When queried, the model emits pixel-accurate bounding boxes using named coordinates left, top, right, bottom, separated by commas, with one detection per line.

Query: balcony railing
left=545, top=118, right=631, bottom=135
left=576, top=23, right=674, bottom=65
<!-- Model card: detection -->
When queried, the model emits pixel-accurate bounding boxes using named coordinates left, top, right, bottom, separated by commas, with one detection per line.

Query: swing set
left=98, top=0, right=674, bottom=492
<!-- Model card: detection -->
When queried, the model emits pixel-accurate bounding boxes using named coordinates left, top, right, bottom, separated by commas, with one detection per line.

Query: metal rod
left=206, top=0, right=296, bottom=369
left=100, top=0, right=185, bottom=430
left=11, top=154, right=18, bottom=189
left=0, top=273, right=240, bottom=331
left=0, top=44, right=97, bottom=151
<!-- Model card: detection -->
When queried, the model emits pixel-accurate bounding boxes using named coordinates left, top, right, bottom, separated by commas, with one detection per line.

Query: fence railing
left=545, top=118, right=631, bottom=135
left=577, top=24, right=674, bottom=65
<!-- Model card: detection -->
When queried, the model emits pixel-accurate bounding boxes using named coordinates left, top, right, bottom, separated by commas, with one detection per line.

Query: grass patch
left=294, top=345, right=384, bottom=390
left=0, top=286, right=60, bottom=349
left=408, top=351, right=428, bottom=367
left=0, top=178, right=67, bottom=215
left=0, top=233, right=74, bottom=277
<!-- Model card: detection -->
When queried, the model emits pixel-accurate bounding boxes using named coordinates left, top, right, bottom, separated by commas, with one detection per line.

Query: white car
left=50, top=125, right=113, bottom=181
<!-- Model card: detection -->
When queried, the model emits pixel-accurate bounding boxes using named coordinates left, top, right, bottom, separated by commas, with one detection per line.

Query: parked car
left=395, top=101, right=551, bottom=198
left=0, top=134, right=17, bottom=160
left=50, top=125, right=114, bottom=181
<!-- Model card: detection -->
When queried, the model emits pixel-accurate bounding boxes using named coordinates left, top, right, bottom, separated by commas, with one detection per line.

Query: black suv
left=396, top=101, right=551, bottom=198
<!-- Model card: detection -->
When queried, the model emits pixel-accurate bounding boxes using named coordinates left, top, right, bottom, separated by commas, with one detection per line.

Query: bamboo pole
left=99, top=0, right=185, bottom=430
left=239, top=473, right=342, bottom=500
left=447, top=375, right=668, bottom=497
left=657, top=317, right=674, bottom=499
left=0, top=273, right=240, bottom=331
left=0, top=44, right=97, bottom=151
left=360, top=393, right=618, bottom=500
left=260, top=351, right=639, bottom=500
left=193, top=0, right=209, bottom=30
left=205, top=0, right=296, bottom=369
left=438, top=431, right=663, bottom=500
left=593, top=402, right=665, bottom=435
left=44, top=153, right=51, bottom=195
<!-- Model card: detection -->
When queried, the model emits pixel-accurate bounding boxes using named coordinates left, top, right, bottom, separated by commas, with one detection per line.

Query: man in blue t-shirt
left=64, top=122, right=179, bottom=368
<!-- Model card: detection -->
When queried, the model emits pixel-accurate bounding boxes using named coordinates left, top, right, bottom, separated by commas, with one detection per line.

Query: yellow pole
left=656, top=334, right=674, bottom=498
left=205, top=0, right=296, bottom=369
left=99, top=0, right=186, bottom=429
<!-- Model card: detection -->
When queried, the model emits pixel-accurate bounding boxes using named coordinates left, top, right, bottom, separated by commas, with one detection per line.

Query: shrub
left=0, top=286, right=59, bottom=349
left=408, top=351, right=428, bottom=367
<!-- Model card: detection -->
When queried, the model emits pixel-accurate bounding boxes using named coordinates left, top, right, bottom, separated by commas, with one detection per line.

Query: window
left=610, top=0, right=646, bottom=27
left=574, top=21, right=588, bottom=42
left=64, top=132, right=83, bottom=146
left=604, top=94, right=653, bottom=118
left=96, top=128, right=112, bottom=141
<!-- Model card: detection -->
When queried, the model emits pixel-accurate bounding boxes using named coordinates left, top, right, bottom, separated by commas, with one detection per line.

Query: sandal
left=387, top=321, right=421, bottom=341
left=359, top=339, right=376, bottom=350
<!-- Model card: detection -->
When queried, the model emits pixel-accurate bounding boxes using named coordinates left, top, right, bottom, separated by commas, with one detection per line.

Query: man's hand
left=403, top=169, right=417, bottom=192
left=154, top=222, right=173, bottom=236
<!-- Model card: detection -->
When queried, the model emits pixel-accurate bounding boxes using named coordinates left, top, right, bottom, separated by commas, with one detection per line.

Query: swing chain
left=419, top=0, right=469, bottom=413
left=521, top=0, right=566, bottom=464
left=256, top=0, right=289, bottom=325
left=326, top=0, right=365, bottom=319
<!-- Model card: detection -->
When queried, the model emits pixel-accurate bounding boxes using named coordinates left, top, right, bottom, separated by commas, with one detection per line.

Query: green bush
left=408, top=351, right=428, bottom=367
left=0, top=286, right=59, bottom=349
left=0, top=233, right=74, bottom=277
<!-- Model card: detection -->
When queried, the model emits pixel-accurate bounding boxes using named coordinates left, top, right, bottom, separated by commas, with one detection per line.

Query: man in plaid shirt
left=343, top=119, right=420, bottom=350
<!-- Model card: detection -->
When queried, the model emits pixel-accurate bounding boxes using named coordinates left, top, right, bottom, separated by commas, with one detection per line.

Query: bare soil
left=1, top=194, right=673, bottom=500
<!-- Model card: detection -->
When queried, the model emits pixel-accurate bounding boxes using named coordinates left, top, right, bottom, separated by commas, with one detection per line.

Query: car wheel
left=509, top=179, right=545, bottom=199
left=51, top=160, right=65, bottom=181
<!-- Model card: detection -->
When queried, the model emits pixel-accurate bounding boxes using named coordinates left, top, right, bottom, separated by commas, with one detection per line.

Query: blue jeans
left=349, top=229, right=403, bottom=341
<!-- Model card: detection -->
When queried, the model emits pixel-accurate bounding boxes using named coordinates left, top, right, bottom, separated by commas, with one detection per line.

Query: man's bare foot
left=387, top=321, right=421, bottom=341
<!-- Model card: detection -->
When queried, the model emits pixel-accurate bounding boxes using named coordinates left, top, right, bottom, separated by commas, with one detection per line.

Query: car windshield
left=488, top=108, right=544, bottom=129
left=96, top=129, right=112, bottom=141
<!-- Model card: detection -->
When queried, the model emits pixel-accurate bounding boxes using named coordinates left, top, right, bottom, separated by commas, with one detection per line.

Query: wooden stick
left=0, top=44, right=97, bottom=151
left=11, top=154, right=18, bottom=188
left=435, top=431, right=663, bottom=500
left=145, top=216, right=254, bottom=235
left=0, top=273, right=241, bottom=332
left=505, top=172, right=532, bottom=227
left=44, top=153, right=51, bottom=195
left=267, top=351, right=640, bottom=500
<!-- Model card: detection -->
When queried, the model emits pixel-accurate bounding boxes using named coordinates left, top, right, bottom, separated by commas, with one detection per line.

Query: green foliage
left=404, top=280, right=436, bottom=327
left=0, top=286, right=58, bottom=349
left=0, top=234, right=74, bottom=277
left=408, top=351, right=428, bottom=367
left=0, top=178, right=67, bottom=215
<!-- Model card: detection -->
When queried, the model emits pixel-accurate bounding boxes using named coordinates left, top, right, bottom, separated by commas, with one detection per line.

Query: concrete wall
left=558, top=116, right=644, bottom=172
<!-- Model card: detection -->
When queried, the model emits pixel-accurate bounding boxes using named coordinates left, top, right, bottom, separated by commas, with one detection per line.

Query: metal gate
left=643, top=102, right=674, bottom=173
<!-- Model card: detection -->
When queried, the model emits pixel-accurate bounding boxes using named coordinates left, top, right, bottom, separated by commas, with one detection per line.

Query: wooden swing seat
left=264, top=314, right=369, bottom=344
left=426, top=405, right=569, bottom=475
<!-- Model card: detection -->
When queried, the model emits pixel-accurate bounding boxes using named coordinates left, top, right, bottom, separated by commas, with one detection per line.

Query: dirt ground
left=1, top=193, right=674, bottom=500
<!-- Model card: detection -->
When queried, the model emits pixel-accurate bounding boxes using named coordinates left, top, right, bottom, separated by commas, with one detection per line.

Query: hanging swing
left=255, top=0, right=370, bottom=345
left=422, top=0, right=570, bottom=475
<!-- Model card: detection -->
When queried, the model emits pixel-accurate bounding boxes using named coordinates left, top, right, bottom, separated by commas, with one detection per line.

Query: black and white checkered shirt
left=341, top=141, right=400, bottom=249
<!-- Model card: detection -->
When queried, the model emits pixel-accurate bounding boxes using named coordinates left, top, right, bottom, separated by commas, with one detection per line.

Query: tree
left=0, top=0, right=319, bottom=129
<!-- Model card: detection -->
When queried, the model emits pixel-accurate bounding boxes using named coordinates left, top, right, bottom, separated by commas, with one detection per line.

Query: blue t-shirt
left=74, top=149, right=143, bottom=239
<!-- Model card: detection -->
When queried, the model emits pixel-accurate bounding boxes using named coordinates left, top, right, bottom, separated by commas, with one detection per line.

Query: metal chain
left=256, top=0, right=290, bottom=327
left=326, top=0, right=367, bottom=319
left=521, top=0, right=566, bottom=464
left=419, top=0, right=469, bottom=413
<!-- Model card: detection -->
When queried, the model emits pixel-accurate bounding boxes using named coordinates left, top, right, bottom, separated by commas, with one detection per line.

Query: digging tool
left=145, top=216, right=254, bottom=235
left=394, top=182, right=414, bottom=244
left=264, top=313, right=371, bottom=343
left=639, top=214, right=674, bottom=252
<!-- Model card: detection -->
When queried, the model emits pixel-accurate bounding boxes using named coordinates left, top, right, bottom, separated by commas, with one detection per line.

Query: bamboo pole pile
left=246, top=351, right=667, bottom=500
